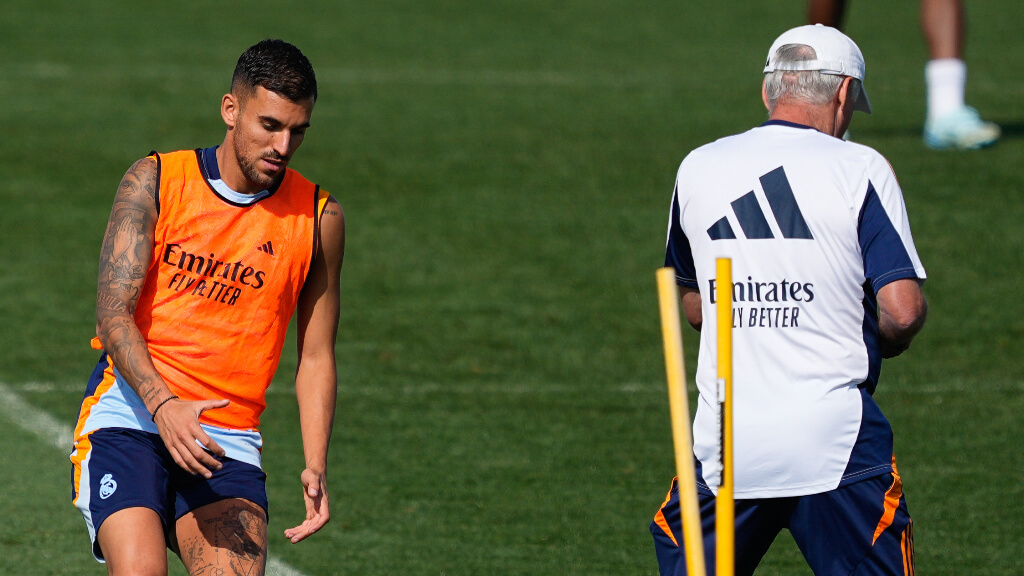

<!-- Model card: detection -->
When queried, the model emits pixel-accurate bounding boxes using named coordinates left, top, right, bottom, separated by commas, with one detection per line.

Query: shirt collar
left=760, top=119, right=818, bottom=131
left=199, top=146, right=274, bottom=206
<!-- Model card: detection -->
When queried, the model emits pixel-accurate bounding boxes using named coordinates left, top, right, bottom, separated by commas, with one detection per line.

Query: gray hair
left=764, top=44, right=861, bottom=114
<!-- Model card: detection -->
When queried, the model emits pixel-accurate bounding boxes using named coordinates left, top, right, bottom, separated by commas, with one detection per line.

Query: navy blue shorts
left=72, top=427, right=268, bottom=562
left=651, top=470, right=914, bottom=576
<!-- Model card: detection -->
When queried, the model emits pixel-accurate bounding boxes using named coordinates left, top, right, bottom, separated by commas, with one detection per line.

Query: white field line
left=0, top=382, right=309, bottom=576
left=0, top=382, right=73, bottom=449
left=265, top=557, right=307, bottom=576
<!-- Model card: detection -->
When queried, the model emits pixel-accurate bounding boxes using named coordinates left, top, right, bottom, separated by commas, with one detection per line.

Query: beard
left=234, top=139, right=287, bottom=191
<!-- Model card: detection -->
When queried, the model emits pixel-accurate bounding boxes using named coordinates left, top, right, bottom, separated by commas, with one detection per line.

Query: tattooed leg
left=176, top=499, right=267, bottom=576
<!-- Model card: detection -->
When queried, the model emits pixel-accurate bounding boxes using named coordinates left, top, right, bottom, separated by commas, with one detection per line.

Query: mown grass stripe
left=6, top=379, right=1022, bottom=396
left=0, top=62, right=670, bottom=88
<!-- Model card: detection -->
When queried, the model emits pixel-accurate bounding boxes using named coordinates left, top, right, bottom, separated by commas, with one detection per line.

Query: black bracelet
left=150, top=395, right=179, bottom=421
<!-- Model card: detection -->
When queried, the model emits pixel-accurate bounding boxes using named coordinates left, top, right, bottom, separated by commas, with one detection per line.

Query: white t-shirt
left=665, top=120, right=926, bottom=498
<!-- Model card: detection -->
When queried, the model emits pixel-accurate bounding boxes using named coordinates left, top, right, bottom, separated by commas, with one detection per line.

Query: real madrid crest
left=99, top=473, right=118, bottom=500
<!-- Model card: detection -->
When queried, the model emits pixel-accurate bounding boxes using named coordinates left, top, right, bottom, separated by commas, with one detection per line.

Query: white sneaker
left=924, top=106, right=1000, bottom=150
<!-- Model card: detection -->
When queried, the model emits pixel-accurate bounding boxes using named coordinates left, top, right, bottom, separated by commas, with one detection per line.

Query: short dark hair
left=231, top=39, right=318, bottom=103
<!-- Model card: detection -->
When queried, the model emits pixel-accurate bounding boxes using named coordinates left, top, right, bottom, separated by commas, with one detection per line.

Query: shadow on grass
left=995, top=122, right=1024, bottom=139
left=850, top=120, right=1024, bottom=142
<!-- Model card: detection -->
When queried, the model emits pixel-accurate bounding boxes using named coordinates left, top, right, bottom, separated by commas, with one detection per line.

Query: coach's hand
left=284, top=469, right=330, bottom=543
left=153, top=397, right=229, bottom=478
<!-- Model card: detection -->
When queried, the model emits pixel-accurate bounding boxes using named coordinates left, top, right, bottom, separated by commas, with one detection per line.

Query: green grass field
left=1, top=1, right=1021, bottom=574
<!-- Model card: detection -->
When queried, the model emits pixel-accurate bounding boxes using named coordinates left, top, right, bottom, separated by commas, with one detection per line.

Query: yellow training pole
left=715, top=258, right=734, bottom=576
left=656, top=268, right=707, bottom=576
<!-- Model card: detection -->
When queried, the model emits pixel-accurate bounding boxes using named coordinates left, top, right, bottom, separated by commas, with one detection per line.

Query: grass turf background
left=0, top=0, right=1021, bottom=574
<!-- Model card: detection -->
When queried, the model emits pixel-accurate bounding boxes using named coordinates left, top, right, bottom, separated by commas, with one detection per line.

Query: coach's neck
left=762, top=77, right=857, bottom=139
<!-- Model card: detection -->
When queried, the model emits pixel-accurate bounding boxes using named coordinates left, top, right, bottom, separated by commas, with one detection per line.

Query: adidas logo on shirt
left=256, top=241, right=275, bottom=256
left=708, top=167, right=813, bottom=241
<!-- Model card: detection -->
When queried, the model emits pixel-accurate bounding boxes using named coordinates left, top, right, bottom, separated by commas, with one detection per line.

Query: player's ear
left=761, top=79, right=770, bottom=111
left=221, top=93, right=239, bottom=129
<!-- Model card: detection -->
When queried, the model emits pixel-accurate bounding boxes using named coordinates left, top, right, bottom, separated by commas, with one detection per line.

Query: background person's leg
left=922, top=0, right=963, bottom=59
left=807, top=0, right=847, bottom=28
left=921, top=0, right=1000, bottom=148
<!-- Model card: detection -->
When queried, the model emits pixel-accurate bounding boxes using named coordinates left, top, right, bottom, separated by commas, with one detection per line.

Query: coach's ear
left=832, top=76, right=858, bottom=138
left=761, top=79, right=770, bottom=111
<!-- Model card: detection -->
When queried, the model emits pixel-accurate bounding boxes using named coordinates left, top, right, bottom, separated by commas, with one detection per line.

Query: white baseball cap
left=763, top=24, right=872, bottom=114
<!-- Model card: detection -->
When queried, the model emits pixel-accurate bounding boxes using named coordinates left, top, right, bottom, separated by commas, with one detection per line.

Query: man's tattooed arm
left=95, top=157, right=174, bottom=411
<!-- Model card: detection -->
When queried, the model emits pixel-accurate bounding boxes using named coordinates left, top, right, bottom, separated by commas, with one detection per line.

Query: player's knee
left=106, top=560, right=167, bottom=576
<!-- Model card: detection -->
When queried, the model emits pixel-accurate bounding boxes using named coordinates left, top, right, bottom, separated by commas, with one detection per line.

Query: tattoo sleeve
left=95, top=157, right=172, bottom=410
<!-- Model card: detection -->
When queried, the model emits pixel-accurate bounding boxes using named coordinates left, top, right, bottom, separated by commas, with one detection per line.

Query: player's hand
left=284, top=469, right=330, bottom=543
left=153, top=397, right=229, bottom=478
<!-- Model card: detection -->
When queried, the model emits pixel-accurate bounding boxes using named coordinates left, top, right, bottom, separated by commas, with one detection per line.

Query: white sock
left=925, top=58, right=967, bottom=121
